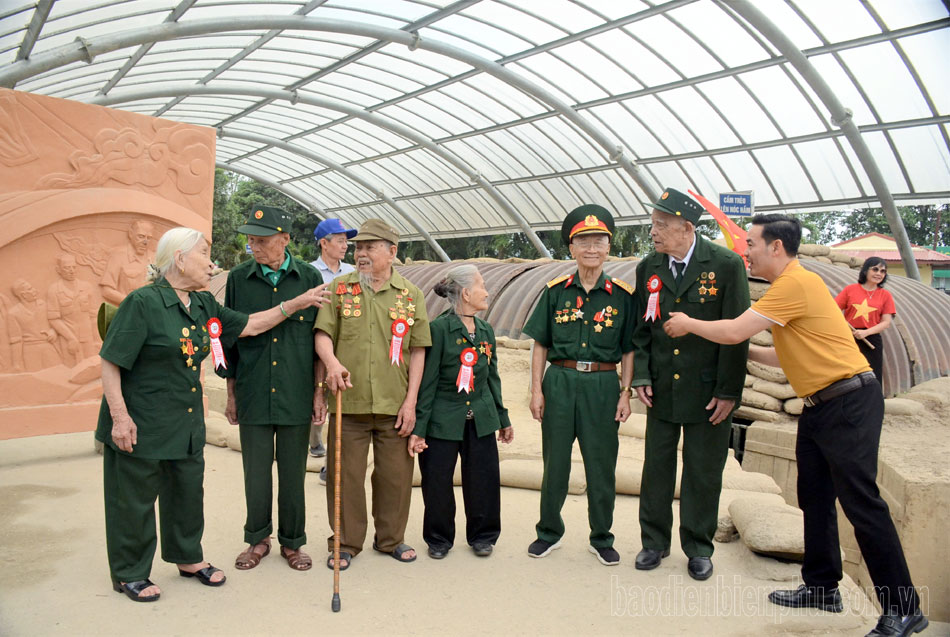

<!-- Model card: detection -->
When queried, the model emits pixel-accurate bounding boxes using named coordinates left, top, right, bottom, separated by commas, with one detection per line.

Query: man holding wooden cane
left=315, top=219, right=431, bottom=570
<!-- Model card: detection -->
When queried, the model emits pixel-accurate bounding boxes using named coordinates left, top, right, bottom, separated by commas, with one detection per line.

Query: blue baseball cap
left=315, top=218, right=357, bottom=241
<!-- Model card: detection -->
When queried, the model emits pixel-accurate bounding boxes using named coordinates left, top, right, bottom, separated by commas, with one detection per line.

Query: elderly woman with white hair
left=409, top=264, right=513, bottom=560
left=96, top=227, right=329, bottom=603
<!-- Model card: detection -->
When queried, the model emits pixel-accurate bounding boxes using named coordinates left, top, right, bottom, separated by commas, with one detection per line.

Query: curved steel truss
left=1, top=0, right=947, bottom=268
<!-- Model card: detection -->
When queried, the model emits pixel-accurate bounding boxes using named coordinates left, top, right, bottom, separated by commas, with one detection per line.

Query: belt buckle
left=576, top=360, right=592, bottom=372
left=803, top=395, right=816, bottom=408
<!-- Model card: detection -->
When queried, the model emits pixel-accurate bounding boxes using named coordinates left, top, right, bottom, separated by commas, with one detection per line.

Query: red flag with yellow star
left=688, top=189, right=748, bottom=268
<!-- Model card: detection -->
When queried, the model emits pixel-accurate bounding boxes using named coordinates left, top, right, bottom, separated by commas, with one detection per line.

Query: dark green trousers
left=537, top=365, right=620, bottom=548
left=639, top=414, right=732, bottom=557
left=103, top=446, right=205, bottom=582
left=239, top=423, right=310, bottom=549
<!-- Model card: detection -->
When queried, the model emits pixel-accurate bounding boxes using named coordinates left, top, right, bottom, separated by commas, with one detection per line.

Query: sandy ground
left=1, top=345, right=947, bottom=636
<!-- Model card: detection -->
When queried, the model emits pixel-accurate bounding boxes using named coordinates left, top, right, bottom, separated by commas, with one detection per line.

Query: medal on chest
left=478, top=341, right=492, bottom=363
left=643, top=275, right=663, bottom=322
left=457, top=347, right=477, bottom=393
left=337, top=282, right=363, bottom=318
left=206, top=318, right=228, bottom=370
left=180, top=331, right=195, bottom=368
left=389, top=288, right=416, bottom=326
left=592, top=305, right=618, bottom=332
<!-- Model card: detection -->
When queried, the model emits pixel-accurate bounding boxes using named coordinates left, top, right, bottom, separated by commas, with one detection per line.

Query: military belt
left=802, top=371, right=876, bottom=408
left=551, top=359, right=617, bottom=373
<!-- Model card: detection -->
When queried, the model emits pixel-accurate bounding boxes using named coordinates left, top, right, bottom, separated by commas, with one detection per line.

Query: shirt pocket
left=339, top=312, right=363, bottom=341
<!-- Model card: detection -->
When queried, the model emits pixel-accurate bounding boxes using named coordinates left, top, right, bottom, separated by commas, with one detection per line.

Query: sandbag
left=742, top=388, right=784, bottom=412
left=752, top=378, right=797, bottom=400
left=734, top=405, right=782, bottom=422
left=730, top=498, right=804, bottom=561
left=205, top=411, right=231, bottom=448
left=884, top=398, right=925, bottom=415
left=500, top=458, right=586, bottom=494
left=784, top=398, right=804, bottom=416
left=747, top=359, right=787, bottom=384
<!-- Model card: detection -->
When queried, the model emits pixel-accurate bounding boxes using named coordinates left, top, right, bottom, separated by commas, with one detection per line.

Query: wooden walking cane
left=332, top=371, right=348, bottom=612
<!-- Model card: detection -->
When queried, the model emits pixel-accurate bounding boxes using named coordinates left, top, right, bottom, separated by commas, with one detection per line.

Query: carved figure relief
left=100, top=220, right=155, bottom=305
left=47, top=254, right=99, bottom=367
left=8, top=279, right=59, bottom=372
left=0, top=88, right=215, bottom=438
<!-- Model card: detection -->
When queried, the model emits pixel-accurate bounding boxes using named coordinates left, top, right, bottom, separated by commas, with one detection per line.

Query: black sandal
left=374, top=542, right=417, bottom=563
left=178, top=564, right=226, bottom=587
left=112, top=578, right=160, bottom=602
left=326, top=551, right=352, bottom=571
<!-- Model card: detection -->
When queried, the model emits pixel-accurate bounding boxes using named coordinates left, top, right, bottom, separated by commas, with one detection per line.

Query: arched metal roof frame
left=0, top=2, right=947, bottom=272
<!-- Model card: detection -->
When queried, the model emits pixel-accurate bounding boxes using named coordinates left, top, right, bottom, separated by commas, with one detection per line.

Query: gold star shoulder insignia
left=610, top=277, right=634, bottom=294
left=547, top=273, right=571, bottom=288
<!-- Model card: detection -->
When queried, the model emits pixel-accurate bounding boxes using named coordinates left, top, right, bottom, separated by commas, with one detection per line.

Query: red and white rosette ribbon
left=390, top=318, right=408, bottom=366
left=643, top=275, right=663, bottom=322
left=206, top=318, right=227, bottom=370
left=457, top=347, right=478, bottom=393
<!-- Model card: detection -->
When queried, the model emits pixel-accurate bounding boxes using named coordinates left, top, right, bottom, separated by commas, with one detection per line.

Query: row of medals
left=698, top=271, right=718, bottom=296
left=340, top=285, right=417, bottom=326
left=180, top=324, right=209, bottom=367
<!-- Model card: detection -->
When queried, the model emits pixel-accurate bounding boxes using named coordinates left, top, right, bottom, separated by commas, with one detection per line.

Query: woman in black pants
left=409, top=264, right=513, bottom=558
left=834, top=257, right=896, bottom=386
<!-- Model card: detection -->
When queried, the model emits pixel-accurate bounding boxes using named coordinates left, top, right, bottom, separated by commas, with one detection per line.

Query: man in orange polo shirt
left=663, top=214, right=925, bottom=637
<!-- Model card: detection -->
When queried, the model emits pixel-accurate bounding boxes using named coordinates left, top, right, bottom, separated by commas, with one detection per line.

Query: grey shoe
left=310, top=441, right=326, bottom=458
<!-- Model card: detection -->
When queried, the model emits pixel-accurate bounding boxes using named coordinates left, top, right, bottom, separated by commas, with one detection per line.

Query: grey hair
left=433, top=264, right=479, bottom=312
left=148, top=227, right=205, bottom=282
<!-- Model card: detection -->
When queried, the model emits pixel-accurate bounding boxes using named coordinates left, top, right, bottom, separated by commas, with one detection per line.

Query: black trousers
left=418, top=419, right=501, bottom=550
left=797, top=380, right=918, bottom=615
left=856, top=332, right=884, bottom=385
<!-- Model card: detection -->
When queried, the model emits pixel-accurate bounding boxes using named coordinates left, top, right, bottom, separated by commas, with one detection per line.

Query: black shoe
left=112, top=578, right=160, bottom=602
left=527, top=538, right=561, bottom=558
left=865, top=609, right=928, bottom=637
left=634, top=547, right=670, bottom=570
left=310, top=442, right=326, bottom=458
left=319, top=466, right=327, bottom=485
left=768, top=584, right=843, bottom=612
left=472, top=543, right=493, bottom=557
left=427, top=546, right=449, bottom=560
left=589, top=545, right=620, bottom=566
left=687, top=556, right=713, bottom=581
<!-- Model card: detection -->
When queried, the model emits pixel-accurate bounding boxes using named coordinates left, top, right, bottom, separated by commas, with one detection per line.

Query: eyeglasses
left=869, top=266, right=887, bottom=273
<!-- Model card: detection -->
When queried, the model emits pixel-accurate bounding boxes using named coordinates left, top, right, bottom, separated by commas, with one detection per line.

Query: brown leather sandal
left=235, top=540, right=271, bottom=570
left=281, top=547, right=313, bottom=571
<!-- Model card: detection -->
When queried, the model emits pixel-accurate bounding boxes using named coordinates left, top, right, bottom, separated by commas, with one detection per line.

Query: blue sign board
left=719, top=191, right=753, bottom=216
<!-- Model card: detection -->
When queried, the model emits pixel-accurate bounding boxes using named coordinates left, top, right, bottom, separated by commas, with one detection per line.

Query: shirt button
left=584, top=320, right=588, bottom=325
left=273, top=287, right=278, bottom=292
left=191, top=387, right=197, bottom=392
left=581, top=343, right=587, bottom=348
left=673, top=349, right=680, bottom=355
left=187, top=407, right=193, bottom=413
left=191, top=325, right=196, bottom=330
left=299, top=316, right=304, bottom=320
left=273, top=337, right=278, bottom=342
left=272, top=361, right=277, bottom=366
left=192, top=366, right=197, bottom=371
left=674, top=373, right=680, bottom=380
left=700, top=298, right=706, bottom=304
left=675, top=298, right=681, bottom=304
left=465, top=401, right=470, bottom=406
left=271, top=388, right=276, bottom=393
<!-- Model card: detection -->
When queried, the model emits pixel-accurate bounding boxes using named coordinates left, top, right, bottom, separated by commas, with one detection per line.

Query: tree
left=798, top=204, right=948, bottom=246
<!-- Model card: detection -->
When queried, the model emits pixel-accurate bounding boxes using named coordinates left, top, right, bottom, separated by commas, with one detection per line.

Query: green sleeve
left=413, top=319, right=445, bottom=438
left=713, top=252, right=750, bottom=400
left=216, top=272, right=239, bottom=379
left=99, top=292, right=148, bottom=370
left=631, top=260, right=652, bottom=387
left=487, top=328, right=511, bottom=429
left=522, top=286, right=552, bottom=347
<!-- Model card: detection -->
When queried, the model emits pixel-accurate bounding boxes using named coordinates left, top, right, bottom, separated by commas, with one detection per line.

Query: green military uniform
left=632, top=188, right=750, bottom=559
left=96, top=279, right=248, bottom=583
left=315, top=264, right=431, bottom=556
left=523, top=205, right=636, bottom=549
left=220, top=241, right=323, bottom=550
left=414, top=310, right=511, bottom=550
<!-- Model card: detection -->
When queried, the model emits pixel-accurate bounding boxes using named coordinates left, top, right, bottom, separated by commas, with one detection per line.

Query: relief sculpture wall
left=0, top=88, right=215, bottom=439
